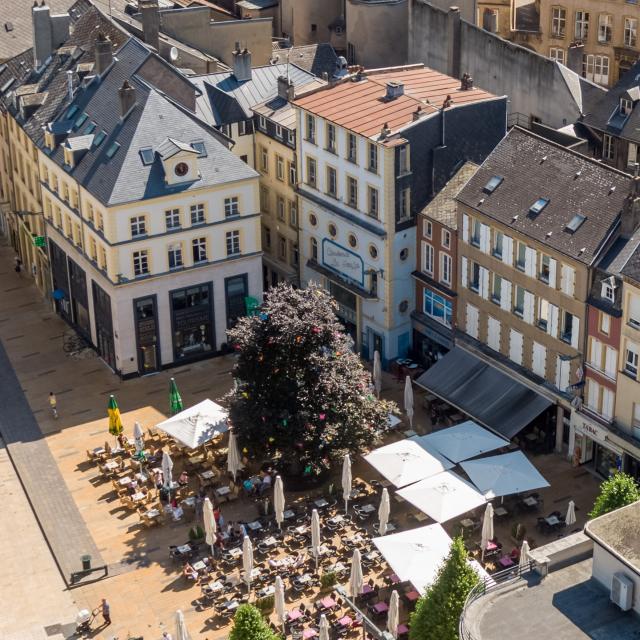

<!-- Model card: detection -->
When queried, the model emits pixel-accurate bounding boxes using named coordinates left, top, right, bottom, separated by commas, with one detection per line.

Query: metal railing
left=459, top=560, right=535, bottom=640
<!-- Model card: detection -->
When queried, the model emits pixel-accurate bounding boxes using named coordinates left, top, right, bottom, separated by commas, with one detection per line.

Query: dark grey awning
left=415, top=347, right=552, bottom=440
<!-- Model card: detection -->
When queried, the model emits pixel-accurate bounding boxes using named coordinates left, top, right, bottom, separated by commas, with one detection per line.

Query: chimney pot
left=94, top=32, right=113, bottom=76
left=232, top=45, right=252, bottom=82
left=385, top=81, right=404, bottom=100
left=139, top=0, right=160, bottom=52
left=118, top=79, right=136, bottom=118
left=277, top=75, right=295, bottom=102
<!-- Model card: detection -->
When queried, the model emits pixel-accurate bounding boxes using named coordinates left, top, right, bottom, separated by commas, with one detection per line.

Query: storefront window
left=170, top=284, right=213, bottom=360
left=594, top=443, right=620, bottom=478
left=225, top=274, right=248, bottom=329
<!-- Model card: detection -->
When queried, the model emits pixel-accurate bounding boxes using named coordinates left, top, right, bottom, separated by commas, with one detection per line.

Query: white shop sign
left=322, top=239, right=364, bottom=286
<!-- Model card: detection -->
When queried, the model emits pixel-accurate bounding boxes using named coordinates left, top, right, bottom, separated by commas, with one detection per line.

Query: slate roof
left=191, top=63, right=318, bottom=126
left=252, top=78, right=325, bottom=129
left=457, top=127, right=634, bottom=266
left=44, top=38, right=256, bottom=206
left=621, top=238, right=640, bottom=284
left=271, top=44, right=340, bottom=79
left=582, top=59, right=640, bottom=143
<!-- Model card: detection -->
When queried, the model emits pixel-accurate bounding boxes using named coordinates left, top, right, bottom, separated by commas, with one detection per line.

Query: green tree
left=589, top=472, right=640, bottom=519
left=409, top=537, right=479, bottom=640
left=224, top=283, right=394, bottom=475
left=229, top=604, right=279, bottom=640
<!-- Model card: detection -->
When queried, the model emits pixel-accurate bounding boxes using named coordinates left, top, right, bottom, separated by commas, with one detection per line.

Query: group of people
left=243, top=467, right=273, bottom=497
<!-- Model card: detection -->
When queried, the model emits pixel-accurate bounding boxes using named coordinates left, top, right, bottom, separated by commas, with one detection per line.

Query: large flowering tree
left=224, top=283, right=394, bottom=475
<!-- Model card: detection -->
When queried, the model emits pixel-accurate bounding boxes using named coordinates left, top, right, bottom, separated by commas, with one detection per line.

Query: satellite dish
left=169, top=46, right=179, bottom=62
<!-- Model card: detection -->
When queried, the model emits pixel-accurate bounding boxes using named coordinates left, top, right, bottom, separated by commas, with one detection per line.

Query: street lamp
left=335, top=586, right=396, bottom=640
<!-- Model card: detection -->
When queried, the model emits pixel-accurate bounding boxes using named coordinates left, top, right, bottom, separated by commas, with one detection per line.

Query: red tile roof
left=293, top=66, right=498, bottom=140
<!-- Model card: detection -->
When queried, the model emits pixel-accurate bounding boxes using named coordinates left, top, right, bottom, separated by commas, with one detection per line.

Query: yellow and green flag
left=108, top=394, right=123, bottom=436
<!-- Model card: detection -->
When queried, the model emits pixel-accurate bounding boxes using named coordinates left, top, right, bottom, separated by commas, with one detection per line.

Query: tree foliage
left=229, top=604, right=279, bottom=640
left=589, top=472, right=640, bottom=519
left=409, top=537, right=479, bottom=640
left=224, top=283, right=394, bottom=474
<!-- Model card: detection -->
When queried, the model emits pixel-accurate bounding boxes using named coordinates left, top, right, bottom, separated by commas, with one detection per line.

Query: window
left=566, top=213, right=586, bottom=233
left=289, top=201, right=297, bottom=227
left=263, top=227, right=271, bottom=251
left=327, top=166, right=337, bottom=197
left=442, top=229, right=451, bottom=249
left=306, top=157, right=317, bottom=187
left=225, top=275, right=248, bottom=330
left=633, top=403, right=640, bottom=431
left=600, top=311, right=611, bottom=335
left=326, top=124, right=336, bottom=153
left=492, top=231, right=503, bottom=258
left=398, top=145, right=409, bottom=174
left=260, top=186, right=270, bottom=213
left=471, top=219, right=481, bottom=247
left=552, top=7, right=566, bottom=36
left=424, top=289, right=453, bottom=327
left=441, top=253, right=452, bottom=286
left=603, top=134, right=615, bottom=160
left=348, top=233, right=357, bottom=248
left=89, top=237, right=97, bottom=261
left=130, top=215, right=146, bottom=237
left=492, top=274, right=502, bottom=304
left=168, top=243, right=183, bottom=269
left=260, top=147, right=268, bottom=173
left=514, top=285, right=525, bottom=316
left=139, top=147, right=154, bottom=165
left=305, top=114, right=315, bottom=143
left=368, top=142, right=378, bottom=173
left=562, top=311, right=576, bottom=345
left=470, top=262, right=480, bottom=292
left=226, top=230, right=240, bottom=256
left=601, top=279, right=615, bottom=302
left=347, top=133, right=357, bottom=163
left=275, top=124, right=283, bottom=139
left=529, top=198, right=549, bottom=215
left=621, top=97, right=633, bottom=116
left=516, top=242, right=527, bottom=270
left=368, top=186, right=379, bottom=218
left=192, top=237, right=207, bottom=263
left=224, top=197, right=239, bottom=217
left=347, top=176, right=358, bottom=208
left=532, top=341, right=547, bottom=377
left=238, top=121, right=247, bottom=136
left=625, top=17, right=637, bottom=47
left=550, top=48, right=565, bottom=64
left=629, top=293, right=640, bottom=328
left=190, top=203, right=205, bottom=225
left=277, top=196, right=286, bottom=222
left=598, top=14, right=612, bottom=42
left=106, top=142, right=120, bottom=159
left=422, top=242, right=434, bottom=274
left=278, top=235, right=287, bottom=260
left=540, top=254, right=551, bottom=283
left=538, top=298, right=549, bottom=330
left=483, top=175, right=503, bottom=194
left=583, top=54, right=609, bottom=85
left=311, top=237, right=318, bottom=261
left=369, top=244, right=378, bottom=259
left=399, top=187, right=410, bottom=219
left=288, top=161, right=297, bottom=186
left=288, top=130, right=295, bottom=145
left=424, top=219, right=432, bottom=239
left=276, top=155, right=284, bottom=181
left=625, top=342, right=639, bottom=376
left=575, top=11, right=589, bottom=40
left=258, top=115, right=267, bottom=131
left=290, top=242, right=299, bottom=267
left=329, top=223, right=337, bottom=237
left=133, top=250, right=149, bottom=276
left=309, top=213, right=317, bottom=227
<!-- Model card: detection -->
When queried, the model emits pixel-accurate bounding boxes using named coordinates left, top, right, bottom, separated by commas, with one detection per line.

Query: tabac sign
left=322, top=239, right=364, bottom=286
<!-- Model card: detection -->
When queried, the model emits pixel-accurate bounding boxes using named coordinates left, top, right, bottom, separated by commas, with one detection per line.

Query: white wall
left=592, top=543, right=640, bottom=614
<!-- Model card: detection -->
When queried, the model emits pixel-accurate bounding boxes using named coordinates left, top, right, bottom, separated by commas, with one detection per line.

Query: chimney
left=94, top=32, right=113, bottom=76
left=385, top=81, right=404, bottom=100
left=412, top=106, right=423, bottom=121
left=446, top=7, right=461, bottom=80
left=566, top=42, right=584, bottom=74
left=118, top=80, right=136, bottom=118
left=277, top=75, right=295, bottom=101
left=460, top=73, right=473, bottom=90
left=32, top=1, right=70, bottom=70
left=232, top=43, right=252, bottom=82
left=621, top=177, right=640, bottom=238
left=139, top=0, right=160, bottom=52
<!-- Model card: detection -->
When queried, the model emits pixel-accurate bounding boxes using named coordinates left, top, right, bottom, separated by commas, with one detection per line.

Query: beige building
left=279, top=0, right=345, bottom=50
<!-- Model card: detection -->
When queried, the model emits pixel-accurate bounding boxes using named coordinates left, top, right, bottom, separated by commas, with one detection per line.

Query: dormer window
left=601, top=277, right=615, bottom=302
left=621, top=97, right=633, bottom=116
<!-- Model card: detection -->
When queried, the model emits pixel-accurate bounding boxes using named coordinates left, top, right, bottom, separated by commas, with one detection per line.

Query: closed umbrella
left=348, top=548, right=364, bottom=598
left=175, top=609, right=192, bottom=640
left=566, top=500, right=576, bottom=526
left=162, top=451, right=174, bottom=491
left=519, top=540, right=531, bottom=572
left=319, top=614, right=330, bottom=640
left=133, top=421, right=144, bottom=453
left=342, top=454, right=352, bottom=513
left=274, top=475, right=285, bottom=529
left=275, top=575, right=286, bottom=634
left=373, top=350, right=382, bottom=398
left=169, top=377, right=183, bottom=416
left=203, top=497, right=217, bottom=555
left=378, top=488, right=391, bottom=536
left=481, top=503, right=494, bottom=561
left=107, top=394, right=123, bottom=441
left=387, top=590, right=400, bottom=639
left=404, top=375, right=414, bottom=428
left=311, top=508, right=321, bottom=570
left=242, top=535, right=254, bottom=591
left=227, top=430, right=242, bottom=481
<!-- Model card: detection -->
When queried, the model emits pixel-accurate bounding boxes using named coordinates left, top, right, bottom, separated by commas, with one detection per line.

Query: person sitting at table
left=170, top=498, right=184, bottom=521
left=178, top=470, right=189, bottom=486
left=510, top=547, right=520, bottom=562
left=117, top=433, right=128, bottom=450
left=243, top=478, right=257, bottom=497
left=258, top=472, right=272, bottom=496
left=234, top=522, right=247, bottom=538
left=292, top=551, right=305, bottom=569
left=153, top=469, right=164, bottom=489
left=225, top=521, right=233, bottom=538
left=182, top=561, right=198, bottom=581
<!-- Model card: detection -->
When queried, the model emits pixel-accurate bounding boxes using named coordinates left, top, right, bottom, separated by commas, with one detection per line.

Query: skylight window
left=191, top=140, right=207, bottom=157
left=529, top=198, right=549, bottom=215
left=106, top=142, right=120, bottom=158
left=93, top=130, right=107, bottom=147
left=66, top=105, right=79, bottom=119
left=565, top=213, right=586, bottom=233
left=483, top=175, right=503, bottom=194
left=139, top=147, right=154, bottom=165
left=0, top=78, right=14, bottom=93
left=74, top=112, right=88, bottom=129
left=83, top=121, right=96, bottom=135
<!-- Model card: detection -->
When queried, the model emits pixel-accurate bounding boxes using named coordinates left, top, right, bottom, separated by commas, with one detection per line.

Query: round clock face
left=174, top=162, right=189, bottom=177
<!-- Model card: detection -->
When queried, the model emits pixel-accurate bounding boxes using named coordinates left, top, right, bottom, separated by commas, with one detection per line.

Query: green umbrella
left=107, top=394, right=123, bottom=436
left=169, top=377, right=183, bottom=416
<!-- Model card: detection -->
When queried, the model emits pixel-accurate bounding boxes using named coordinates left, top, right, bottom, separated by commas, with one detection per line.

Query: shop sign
left=571, top=411, right=609, bottom=445
left=322, top=239, right=364, bottom=286
left=32, top=235, right=46, bottom=247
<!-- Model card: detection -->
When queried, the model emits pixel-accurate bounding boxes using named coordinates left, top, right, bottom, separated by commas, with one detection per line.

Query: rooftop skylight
left=73, top=112, right=88, bottom=129
left=191, top=140, right=207, bottom=158
left=483, top=175, right=503, bottom=194
left=83, top=121, right=96, bottom=135
left=529, top=198, right=549, bottom=215
left=565, top=213, right=586, bottom=233
left=66, top=105, right=78, bottom=119
left=93, top=130, right=107, bottom=147
left=139, top=147, right=154, bottom=165
left=106, top=141, right=120, bottom=159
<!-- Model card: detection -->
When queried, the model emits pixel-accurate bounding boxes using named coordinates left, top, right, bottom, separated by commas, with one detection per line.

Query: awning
left=415, top=347, right=552, bottom=439
left=156, top=399, right=229, bottom=449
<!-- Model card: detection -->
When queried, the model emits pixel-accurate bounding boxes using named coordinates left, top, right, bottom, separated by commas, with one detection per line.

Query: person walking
left=100, top=598, right=111, bottom=626
left=49, top=392, right=58, bottom=419
left=14, top=255, right=22, bottom=277
left=162, top=631, right=173, bottom=640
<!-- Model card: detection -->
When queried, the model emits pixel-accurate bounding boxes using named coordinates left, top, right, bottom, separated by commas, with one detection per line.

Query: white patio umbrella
left=274, top=475, right=285, bottom=529
left=404, top=375, right=414, bottom=428
left=480, top=503, right=494, bottom=561
left=342, top=454, right=352, bottom=513
left=519, top=540, right=531, bottom=572
left=319, top=614, right=330, bottom=640
left=387, top=590, right=400, bottom=639
left=175, top=609, right=192, bottom=640
left=348, top=548, right=364, bottom=598
left=373, top=350, right=382, bottom=398
left=566, top=500, right=576, bottom=526
left=311, top=508, right=321, bottom=570
left=227, top=429, right=242, bottom=481
left=133, top=421, right=144, bottom=453
left=161, top=451, right=173, bottom=490
left=275, top=575, right=286, bottom=634
left=242, top=535, right=254, bottom=591
left=378, top=488, right=391, bottom=536
left=156, top=399, right=228, bottom=449
left=203, top=497, right=217, bottom=555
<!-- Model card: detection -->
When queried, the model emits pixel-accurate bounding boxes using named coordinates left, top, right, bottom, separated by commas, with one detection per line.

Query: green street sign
left=33, top=235, right=46, bottom=247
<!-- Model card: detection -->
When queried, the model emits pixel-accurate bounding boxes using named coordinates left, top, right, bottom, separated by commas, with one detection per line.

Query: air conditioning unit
left=611, top=572, right=634, bottom=611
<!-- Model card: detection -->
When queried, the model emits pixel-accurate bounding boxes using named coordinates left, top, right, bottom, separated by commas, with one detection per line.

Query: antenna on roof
left=286, top=49, right=290, bottom=83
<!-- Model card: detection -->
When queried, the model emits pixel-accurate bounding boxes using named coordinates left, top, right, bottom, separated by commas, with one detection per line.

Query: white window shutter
left=591, top=338, right=602, bottom=369
left=555, top=356, right=570, bottom=391
left=480, top=267, right=489, bottom=299
left=570, top=315, right=580, bottom=350
left=462, top=213, right=469, bottom=243
left=509, top=330, right=523, bottom=365
left=532, top=342, right=546, bottom=377
left=500, top=279, right=512, bottom=312
left=503, top=236, right=513, bottom=266
left=461, top=256, right=468, bottom=288
left=548, top=303, right=559, bottom=338
left=466, top=304, right=479, bottom=339
left=523, top=291, right=535, bottom=324
left=561, top=265, right=575, bottom=297
left=548, top=257, right=557, bottom=289
left=605, top=346, right=617, bottom=378
left=480, top=224, right=490, bottom=253
left=488, top=317, right=501, bottom=351
left=602, top=388, right=614, bottom=420
left=525, top=247, right=537, bottom=277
